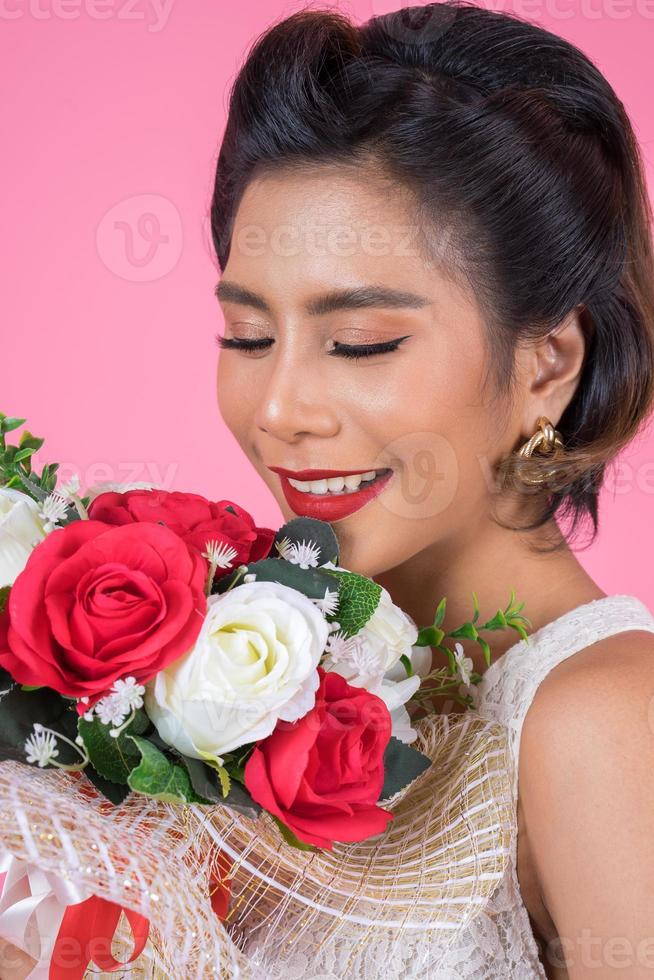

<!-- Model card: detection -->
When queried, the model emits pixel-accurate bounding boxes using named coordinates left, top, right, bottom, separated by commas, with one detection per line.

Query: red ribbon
left=49, top=894, right=149, bottom=979
left=208, top=849, right=233, bottom=921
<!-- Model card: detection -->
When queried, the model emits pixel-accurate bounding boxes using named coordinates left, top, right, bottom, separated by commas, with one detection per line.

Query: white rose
left=360, top=585, right=420, bottom=672
left=381, top=645, right=434, bottom=744
left=145, top=580, right=330, bottom=764
left=0, top=488, right=50, bottom=588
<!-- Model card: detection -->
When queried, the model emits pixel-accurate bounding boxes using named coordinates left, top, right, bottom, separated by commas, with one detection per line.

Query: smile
left=271, top=468, right=394, bottom=522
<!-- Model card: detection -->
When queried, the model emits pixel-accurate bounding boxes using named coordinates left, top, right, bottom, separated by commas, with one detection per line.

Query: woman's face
left=216, top=167, right=522, bottom=578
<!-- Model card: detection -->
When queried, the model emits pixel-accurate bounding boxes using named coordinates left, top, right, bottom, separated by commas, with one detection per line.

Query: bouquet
left=0, top=412, right=531, bottom=976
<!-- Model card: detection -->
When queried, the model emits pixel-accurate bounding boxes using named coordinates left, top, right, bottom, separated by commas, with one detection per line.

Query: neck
left=375, top=509, right=604, bottom=680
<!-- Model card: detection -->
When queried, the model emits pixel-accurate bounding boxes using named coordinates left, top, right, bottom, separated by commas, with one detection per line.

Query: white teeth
left=288, top=470, right=385, bottom=495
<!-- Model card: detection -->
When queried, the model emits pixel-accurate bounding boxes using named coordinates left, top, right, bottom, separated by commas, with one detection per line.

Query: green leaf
left=432, top=597, right=447, bottom=629
left=81, top=766, right=132, bottom=805
left=449, top=621, right=479, bottom=641
left=77, top=707, right=150, bottom=784
left=400, top=653, right=413, bottom=677
left=380, top=736, right=432, bottom=800
left=0, top=586, right=10, bottom=615
left=13, top=448, right=35, bottom=464
left=477, top=635, right=492, bottom=668
left=16, top=473, right=49, bottom=504
left=215, top=557, right=337, bottom=602
left=415, top=625, right=445, bottom=647
left=324, top=569, right=381, bottom=638
left=174, top=752, right=262, bottom=818
left=1, top=417, right=27, bottom=433
left=126, top=736, right=210, bottom=803
left=20, top=684, right=43, bottom=692
left=272, top=516, right=339, bottom=567
left=16, top=432, right=44, bottom=453
left=0, top=686, right=81, bottom=767
left=271, top=815, right=319, bottom=852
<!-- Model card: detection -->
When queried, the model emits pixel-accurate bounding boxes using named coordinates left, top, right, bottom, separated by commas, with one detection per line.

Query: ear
left=517, top=305, right=588, bottom=436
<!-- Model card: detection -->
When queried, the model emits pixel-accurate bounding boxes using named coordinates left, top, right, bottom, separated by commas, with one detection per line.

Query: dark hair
left=210, top=1, right=654, bottom=551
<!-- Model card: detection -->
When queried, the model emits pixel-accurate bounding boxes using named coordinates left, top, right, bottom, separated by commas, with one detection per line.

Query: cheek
left=216, top=356, right=251, bottom=439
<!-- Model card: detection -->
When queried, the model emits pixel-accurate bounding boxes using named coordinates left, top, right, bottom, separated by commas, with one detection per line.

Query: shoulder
left=520, top=626, right=654, bottom=748
left=518, top=629, right=654, bottom=977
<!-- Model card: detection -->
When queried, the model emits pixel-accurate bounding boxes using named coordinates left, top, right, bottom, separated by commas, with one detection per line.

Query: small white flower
left=453, top=642, right=474, bottom=687
left=55, top=474, right=81, bottom=499
left=95, top=697, right=127, bottom=727
left=24, top=726, right=59, bottom=767
left=311, top=587, right=339, bottom=617
left=243, top=573, right=257, bottom=583
left=274, top=536, right=291, bottom=558
left=276, top=537, right=321, bottom=569
left=202, top=539, right=239, bottom=569
left=324, top=628, right=362, bottom=662
left=324, top=633, right=384, bottom=683
left=85, top=676, right=145, bottom=727
left=110, top=676, right=145, bottom=712
left=38, top=491, right=70, bottom=532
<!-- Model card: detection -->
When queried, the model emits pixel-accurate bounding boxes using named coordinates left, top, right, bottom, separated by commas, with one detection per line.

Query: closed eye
left=215, top=335, right=412, bottom=359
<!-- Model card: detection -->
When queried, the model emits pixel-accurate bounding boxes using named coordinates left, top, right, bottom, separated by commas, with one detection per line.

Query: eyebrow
left=214, top=280, right=432, bottom=316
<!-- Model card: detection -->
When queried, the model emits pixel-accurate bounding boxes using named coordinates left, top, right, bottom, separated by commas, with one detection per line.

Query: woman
left=211, top=2, right=654, bottom=976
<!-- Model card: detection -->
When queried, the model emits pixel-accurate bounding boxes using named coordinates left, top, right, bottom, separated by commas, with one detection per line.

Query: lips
left=269, top=466, right=380, bottom=480
left=273, top=469, right=394, bottom=523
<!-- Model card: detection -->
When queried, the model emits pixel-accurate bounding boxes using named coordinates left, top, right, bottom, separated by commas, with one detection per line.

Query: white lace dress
left=242, top=593, right=654, bottom=979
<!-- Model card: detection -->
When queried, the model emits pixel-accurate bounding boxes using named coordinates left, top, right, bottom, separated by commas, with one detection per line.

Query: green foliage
left=0, top=586, right=10, bottom=615
left=0, top=413, right=60, bottom=500
left=323, top=569, right=382, bottom=637
left=272, top=516, right=339, bottom=567
left=174, top=752, right=262, bottom=818
left=125, top=736, right=211, bottom=803
left=271, top=815, right=319, bottom=852
left=380, top=737, right=432, bottom=800
left=214, top=556, right=338, bottom=601
left=77, top=707, right=150, bottom=784
left=81, top=766, right=132, bottom=805
left=0, top=685, right=80, bottom=767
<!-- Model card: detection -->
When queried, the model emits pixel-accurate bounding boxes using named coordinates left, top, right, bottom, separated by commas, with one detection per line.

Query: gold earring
left=513, top=415, right=565, bottom=487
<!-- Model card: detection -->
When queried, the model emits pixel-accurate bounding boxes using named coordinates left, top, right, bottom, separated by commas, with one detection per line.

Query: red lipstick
left=268, top=466, right=394, bottom=522
left=269, top=466, right=378, bottom=480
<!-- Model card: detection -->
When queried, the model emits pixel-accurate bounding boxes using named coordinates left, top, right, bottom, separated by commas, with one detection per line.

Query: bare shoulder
left=521, top=626, right=654, bottom=744
left=518, top=629, right=654, bottom=979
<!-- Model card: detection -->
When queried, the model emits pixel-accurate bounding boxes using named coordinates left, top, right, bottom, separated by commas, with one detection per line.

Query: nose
left=254, top=351, right=340, bottom=444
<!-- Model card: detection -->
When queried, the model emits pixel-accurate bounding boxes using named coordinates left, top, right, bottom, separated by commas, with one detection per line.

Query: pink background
left=1, top=1, right=653, bottom=603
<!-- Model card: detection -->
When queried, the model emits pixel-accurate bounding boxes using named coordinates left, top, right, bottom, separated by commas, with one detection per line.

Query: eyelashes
left=215, top=334, right=412, bottom=360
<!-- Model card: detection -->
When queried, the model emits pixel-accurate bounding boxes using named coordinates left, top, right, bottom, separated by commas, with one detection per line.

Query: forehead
left=226, top=166, right=437, bottom=280
left=223, top=165, right=480, bottom=328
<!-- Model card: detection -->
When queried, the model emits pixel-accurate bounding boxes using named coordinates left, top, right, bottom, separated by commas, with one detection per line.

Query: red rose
left=0, top=519, right=207, bottom=712
left=87, top=490, right=274, bottom=578
left=244, top=667, right=394, bottom=850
